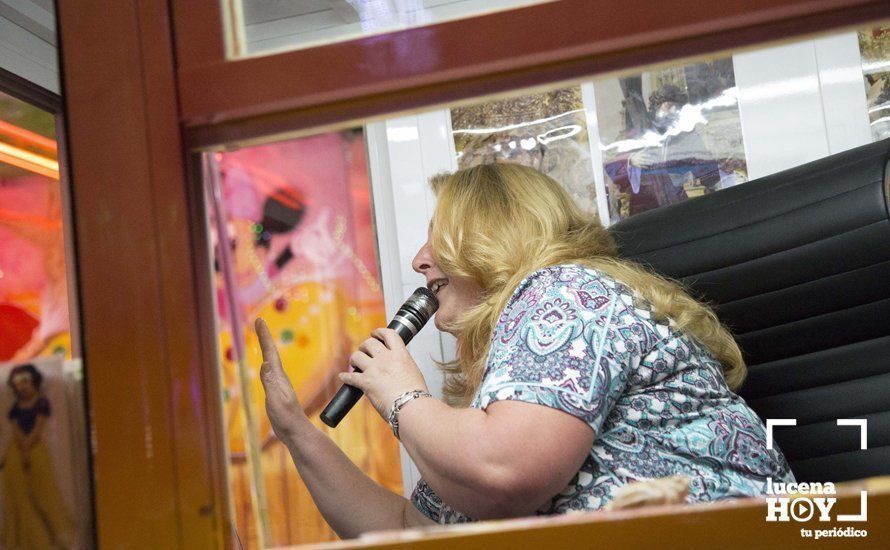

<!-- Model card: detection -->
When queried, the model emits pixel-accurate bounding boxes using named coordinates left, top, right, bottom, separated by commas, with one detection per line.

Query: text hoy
left=765, top=478, right=867, bottom=523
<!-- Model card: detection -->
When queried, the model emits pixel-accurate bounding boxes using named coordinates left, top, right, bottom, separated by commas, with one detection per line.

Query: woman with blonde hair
left=257, top=163, right=794, bottom=534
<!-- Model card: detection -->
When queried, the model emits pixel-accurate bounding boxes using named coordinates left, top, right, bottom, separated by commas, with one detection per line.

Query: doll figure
left=2, top=364, right=73, bottom=549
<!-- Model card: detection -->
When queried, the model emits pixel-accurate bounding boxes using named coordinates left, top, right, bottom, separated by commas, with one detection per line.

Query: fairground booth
left=0, top=0, right=888, bottom=548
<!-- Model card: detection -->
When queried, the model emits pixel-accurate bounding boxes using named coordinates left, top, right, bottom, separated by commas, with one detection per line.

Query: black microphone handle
left=319, top=319, right=417, bottom=428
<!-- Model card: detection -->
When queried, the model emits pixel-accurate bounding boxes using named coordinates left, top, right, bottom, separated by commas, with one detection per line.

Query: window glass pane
left=204, top=20, right=890, bottom=546
left=229, top=0, right=553, bottom=58
left=204, top=129, right=398, bottom=547
left=0, top=90, right=90, bottom=548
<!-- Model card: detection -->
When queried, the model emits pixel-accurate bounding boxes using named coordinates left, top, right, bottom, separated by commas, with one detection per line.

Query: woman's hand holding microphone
left=256, top=319, right=429, bottom=440
left=340, top=328, right=429, bottom=421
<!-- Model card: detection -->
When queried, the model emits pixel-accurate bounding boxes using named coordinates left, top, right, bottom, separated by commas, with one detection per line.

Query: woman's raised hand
left=256, top=318, right=312, bottom=443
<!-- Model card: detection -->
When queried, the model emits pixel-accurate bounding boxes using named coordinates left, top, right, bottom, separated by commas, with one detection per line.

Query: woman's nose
left=412, top=240, right=434, bottom=274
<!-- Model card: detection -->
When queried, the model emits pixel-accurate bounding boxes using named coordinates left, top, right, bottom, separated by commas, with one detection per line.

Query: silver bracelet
left=387, top=389, right=432, bottom=440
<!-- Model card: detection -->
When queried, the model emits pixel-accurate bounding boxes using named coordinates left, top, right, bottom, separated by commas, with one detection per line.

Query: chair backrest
left=610, top=138, right=890, bottom=482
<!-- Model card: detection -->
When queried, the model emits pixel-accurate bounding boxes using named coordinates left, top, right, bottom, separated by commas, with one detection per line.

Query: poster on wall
left=209, top=129, right=402, bottom=547
left=858, top=25, right=890, bottom=142
left=593, top=58, right=748, bottom=223
left=451, top=87, right=601, bottom=217
left=0, top=356, right=85, bottom=549
left=212, top=130, right=390, bottom=456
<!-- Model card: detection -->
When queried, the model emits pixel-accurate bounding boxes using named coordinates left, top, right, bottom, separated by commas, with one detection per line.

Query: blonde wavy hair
left=429, top=163, right=745, bottom=407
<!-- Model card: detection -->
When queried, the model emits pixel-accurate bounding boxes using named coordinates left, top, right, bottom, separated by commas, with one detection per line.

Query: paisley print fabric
left=411, top=265, right=794, bottom=523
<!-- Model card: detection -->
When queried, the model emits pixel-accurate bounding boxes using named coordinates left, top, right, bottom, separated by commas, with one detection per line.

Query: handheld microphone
left=320, top=287, right=439, bottom=428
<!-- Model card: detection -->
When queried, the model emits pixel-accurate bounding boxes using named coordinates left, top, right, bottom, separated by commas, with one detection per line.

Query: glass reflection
left=232, top=0, right=553, bottom=57
left=451, top=87, right=601, bottom=216
left=594, top=59, right=747, bottom=222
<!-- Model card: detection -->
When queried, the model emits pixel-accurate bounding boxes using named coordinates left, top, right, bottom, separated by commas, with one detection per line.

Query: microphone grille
left=407, top=287, right=439, bottom=321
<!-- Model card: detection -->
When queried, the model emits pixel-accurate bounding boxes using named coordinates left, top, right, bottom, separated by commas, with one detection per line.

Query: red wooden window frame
left=173, top=0, right=888, bottom=148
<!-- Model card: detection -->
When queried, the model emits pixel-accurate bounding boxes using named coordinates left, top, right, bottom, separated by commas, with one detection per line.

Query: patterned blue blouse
left=411, top=265, right=794, bottom=523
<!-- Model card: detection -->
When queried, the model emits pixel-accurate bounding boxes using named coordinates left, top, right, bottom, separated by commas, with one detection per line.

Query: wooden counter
left=295, top=477, right=889, bottom=549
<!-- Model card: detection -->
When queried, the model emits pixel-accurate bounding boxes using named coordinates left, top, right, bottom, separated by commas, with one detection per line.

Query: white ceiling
left=0, top=0, right=55, bottom=45
left=0, top=0, right=57, bottom=92
left=242, top=0, right=332, bottom=25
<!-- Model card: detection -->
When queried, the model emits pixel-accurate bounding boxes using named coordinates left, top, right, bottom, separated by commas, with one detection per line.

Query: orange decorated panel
left=207, top=128, right=401, bottom=547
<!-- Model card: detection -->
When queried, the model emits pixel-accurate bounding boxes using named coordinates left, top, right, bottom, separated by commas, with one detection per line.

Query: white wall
left=733, top=32, right=872, bottom=179
left=734, top=41, right=831, bottom=179
left=366, top=110, right=459, bottom=497
left=813, top=33, right=873, bottom=154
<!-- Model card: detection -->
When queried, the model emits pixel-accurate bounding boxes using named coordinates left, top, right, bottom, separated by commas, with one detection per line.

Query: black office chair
left=610, top=138, right=890, bottom=482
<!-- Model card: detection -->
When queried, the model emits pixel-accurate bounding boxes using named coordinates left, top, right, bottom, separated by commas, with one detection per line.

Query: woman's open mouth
left=428, top=278, right=449, bottom=295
